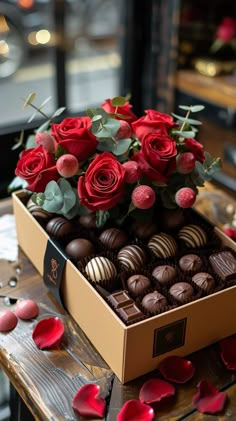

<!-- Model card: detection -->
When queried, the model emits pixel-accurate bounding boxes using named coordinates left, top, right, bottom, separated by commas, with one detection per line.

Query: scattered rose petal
left=72, top=383, right=106, bottom=419
left=15, top=299, right=39, bottom=320
left=0, top=310, right=18, bottom=332
left=192, top=380, right=227, bottom=414
left=139, top=378, right=175, bottom=404
left=219, top=336, right=236, bottom=370
left=159, top=355, right=195, bottom=383
left=32, top=317, right=64, bottom=349
left=117, top=400, right=154, bottom=421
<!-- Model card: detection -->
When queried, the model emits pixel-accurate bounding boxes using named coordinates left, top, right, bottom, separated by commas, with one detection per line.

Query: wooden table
left=0, top=188, right=236, bottom=421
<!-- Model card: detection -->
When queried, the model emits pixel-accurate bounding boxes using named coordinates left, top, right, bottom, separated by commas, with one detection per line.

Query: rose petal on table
left=32, top=317, right=64, bottom=349
left=117, top=400, right=154, bottom=421
left=0, top=310, right=18, bottom=332
left=15, top=299, right=39, bottom=320
left=72, top=384, right=106, bottom=419
left=192, top=379, right=227, bottom=414
left=158, top=355, right=195, bottom=383
left=139, top=378, right=175, bottom=404
left=219, top=336, right=236, bottom=370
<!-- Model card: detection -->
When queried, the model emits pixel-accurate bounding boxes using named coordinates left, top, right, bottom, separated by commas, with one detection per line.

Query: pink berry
left=56, top=154, right=79, bottom=178
left=35, top=132, right=55, bottom=153
left=0, top=310, right=18, bottom=332
left=175, top=187, right=196, bottom=208
left=123, top=161, right=141, bottom=183
left=132, top=185, right=156, bottom=209
left=15, top=299, right=39, bottom=320
left=176, top=152, right=195, bottom=174
left=114, top=120, right=132, bottom=140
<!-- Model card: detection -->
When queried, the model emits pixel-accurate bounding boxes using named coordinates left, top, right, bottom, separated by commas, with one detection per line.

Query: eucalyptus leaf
left=95, top=118, right=120, bottom=138
left=22, top=93, right=36, bottom=109
left=8, top=176, right=28, bottom=192
left=172, top=130, right=195, bottom=138
left=111, top=138, right=131, bottom=156
left=27, top=112, right=37, bottom=123
left=97, top=139, right=114, bottom=152
left=51, top=107, right=66, bottom=118
left=111, top=96, right=127, bottom=107
left=96, top=210, right=110, bottom=228
left=25, top=135, right=37, bottom=149
left=36, top=121, right=51, bottom=133
left=43, top=181, right=64, bottom=212
left=58, top=178, right=76, bottom=213
left=189, top=105, right=205, bottom=113
left=39, top=96, right=52, bottom=109
left=171, top=113, right=202, bottom=125
left=92, top=114, right=103, bottom=122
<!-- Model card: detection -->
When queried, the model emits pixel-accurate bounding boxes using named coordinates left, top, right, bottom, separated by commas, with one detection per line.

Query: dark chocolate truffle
left=27, top=198, right=53, bottom=222
left=148, top=233, right=177, bottom=258
left=85, top=256, right=117, bottom=283
left=160, top=208, right=185, bottom=231
left=169, top=282, right=194, bottom=303
left=209, top=250, right=236, bottom=281
left=152, top=265, right=176, bottom=285
left=117, top=245, right=147, bottom=272
left=65, top=238, right=95, bottom=260
left=79, top=213, right=97, bottom=229
left=141, top=291, right=167, bottom=314
left=179, top=254, right=203, bottom=272
left=178, top=224, right=207, bottom=248
left=192, top=272, right=215, bottom=293
left=131, top=220, right=158, bottom=240
left=46, top=216, right=74, bottom=239
left=127, top=274, right=151, bottom=297
left=99, top=228, right=128, bottom=249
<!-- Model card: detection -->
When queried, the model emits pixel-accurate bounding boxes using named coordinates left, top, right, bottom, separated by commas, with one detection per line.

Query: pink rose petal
left=32, top=317, right=64, bottom=349
left=0, top=310, right=18, bottom=332
left=139, top=378, right=175, bottom=404
left=117, top=400, right=154, bottom=421
left=159, top=355, right=195, bottom=383
left=72, top=383, right=106, bottom=419
left=192, top=380, right=227, bottom=414
left=219, top=336, right=236, bottom=370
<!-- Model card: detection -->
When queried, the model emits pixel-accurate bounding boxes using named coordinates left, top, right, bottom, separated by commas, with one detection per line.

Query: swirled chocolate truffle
left=169, top=282, right=194, bottom=304
left=160, top=208, right=185, bottom=232
left=85, top=256, right=117, bottom=283
left=192, top=272, right=215, bottom=293
left=127, top=274, right=151, bottom=297
left=178, top=224, right=207, bottom=248
left=131, top=220, right=158, bottom=241
left=79, top=213, right=97, bottom=229
left=141, top=291, right=167, bottom=314
left=27, top=198, right=54, bottom=222
left=179, top=254, right=203, bottom=272
left=46, top=217, right=74, bottom=239
left=152, top=265, right=176, bottom=285
left=65, top=238, right=95, bottom=260
left=99, top=228, right=128, bottom=249
left=148, top=233, right=177, bottom=258
left=117, top=245, right=147, bottom=272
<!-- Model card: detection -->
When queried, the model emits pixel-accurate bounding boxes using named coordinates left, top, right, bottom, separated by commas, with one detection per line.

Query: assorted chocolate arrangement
left=26, top=197, right=236, bottom=325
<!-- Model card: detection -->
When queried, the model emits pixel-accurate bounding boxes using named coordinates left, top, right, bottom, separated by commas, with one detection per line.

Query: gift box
left=12, top=190, right=236, bottom=383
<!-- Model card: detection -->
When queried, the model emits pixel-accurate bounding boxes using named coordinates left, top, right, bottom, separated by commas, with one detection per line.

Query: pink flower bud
left=175, top=187, right=196, bottom=208
left=132, top=185, right=156, bottom=209
left=35, top=132, right=55, bottom=153
left=56, top=154, right=79, bottom=178
left=114, top=120, right=132, bottom=140
left=123, top=161, right=141, bottom=183
left=176, top=152, right=195, bottom=174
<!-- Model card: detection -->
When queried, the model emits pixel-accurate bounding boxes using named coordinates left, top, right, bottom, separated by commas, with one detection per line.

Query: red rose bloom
left=78, top=152, right=126, bottom=211
left=216, top=17, right=236, bottom=42
left=132, top=109, right=176, bottom=140
left=15, top=146, right=59, bottom=192
left=184, top=138, right=205, bottom=163
left=100, top=99, right=137, bottom=123
left=51, top=117, right=98, bottom=161
left=132, top=133, right=177, bottom=183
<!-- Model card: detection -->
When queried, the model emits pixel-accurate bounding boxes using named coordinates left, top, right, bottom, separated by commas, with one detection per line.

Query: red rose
left=100, top=99, right=137, bottom=123
left=184, top=138, right=205, bottom=163
left=51, top=117, right=98, bottom=161
left=15, top=146, right=59, bottom=192
left=132, top=133, right=177, bottom=182
left=132, top=109, right=176, bottom=140
left=78, top=152, right=126, bottom=211
left=216, top=18, right=236, bottom=42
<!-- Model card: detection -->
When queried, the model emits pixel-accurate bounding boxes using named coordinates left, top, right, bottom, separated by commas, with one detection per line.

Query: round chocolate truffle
left=142, top=291, right=167, bottom=314
left=127, top=274, right=151, bottom=297
left=179, top=254, right=203, bottom=272
left=99, top=228, right=128, bottom=250
left=46, top=217, right=74, bottom=240
left=79, top=213, right=97, bottom=229
left=148, top=233, right=177, bottom=258
left=85, top=256, right=117, bottom=283
left=178, top=224, right=207, bottom=248
left=169, top=282, right=194, bottom=303
left=160, top=208, right=185, bottom=232
left=65, top=238, right=95, bottom=260
left=117, top=245, right=147, bottom=272
left=152, top=265, right=176, bottom=285
left=27, top=198, right=53, bottom=222
left=131, top=220, right=158, bottom=241
left=192, top=272, right=215, bottom=293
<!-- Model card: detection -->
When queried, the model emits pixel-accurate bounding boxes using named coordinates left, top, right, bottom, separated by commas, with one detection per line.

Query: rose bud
left=56, top=154, right=79, bottom=178
left=114, top=120, right=132, bottom=140
left=175, top=187, right=196, bottom=208
left=132, top=185, right=156, bottom=209
left=35, top=132, right=55, bottom=153
left=176, top=152, right=196, bottom=174
left=123, top=161, right=141, bottom=183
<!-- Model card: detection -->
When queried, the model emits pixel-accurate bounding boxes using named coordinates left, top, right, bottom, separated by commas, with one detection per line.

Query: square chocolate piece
left=108, top=290, right=133, bottom=309
left=117, top=303, right=143, bottom=323
left=209, top=250, right=236, bottom=281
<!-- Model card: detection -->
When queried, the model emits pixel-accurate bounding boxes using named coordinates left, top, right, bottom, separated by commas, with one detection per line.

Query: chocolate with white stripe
left=178, top=224, right=207, bottom=248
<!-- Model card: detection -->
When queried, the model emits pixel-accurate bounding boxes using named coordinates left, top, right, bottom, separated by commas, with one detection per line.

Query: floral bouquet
left=10, top=93, right=221, bottom=228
